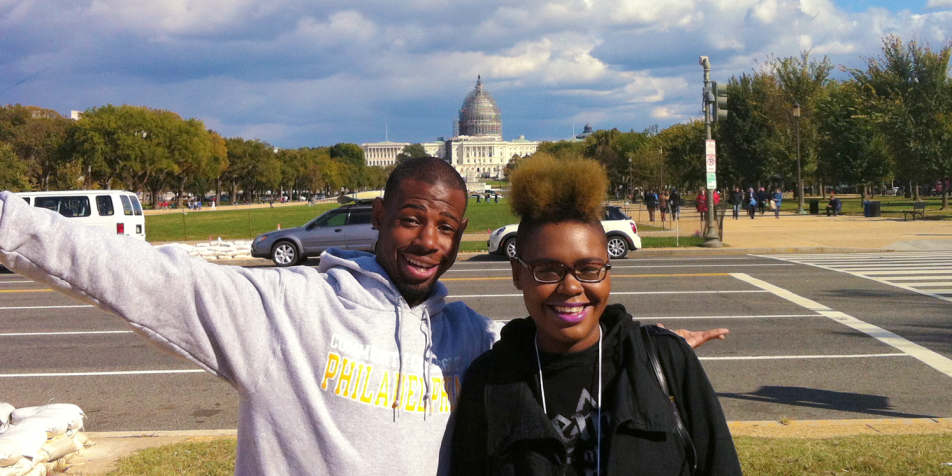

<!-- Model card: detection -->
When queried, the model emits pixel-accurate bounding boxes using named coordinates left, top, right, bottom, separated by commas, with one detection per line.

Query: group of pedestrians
left=726, top=186, right=783, bottom=220
left=643, top=189, right=682, bottom=223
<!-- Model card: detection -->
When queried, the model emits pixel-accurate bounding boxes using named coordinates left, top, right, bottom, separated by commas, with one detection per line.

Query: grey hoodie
left=0, top=191, right=498, bottom=475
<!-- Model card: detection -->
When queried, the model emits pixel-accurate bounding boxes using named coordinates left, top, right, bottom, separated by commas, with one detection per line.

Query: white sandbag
left=0, top=440, right=22, bottom=467
left=0, top=458, right=32, bottom=476
left=0, top=404, right=13, bottom=426
left=11, top=405, right=84, bottom=429
left=35, top=435, right=83, bottom=464
left=0, top=425, right=47, bottom=461
left=20, top=463, right=44, bottom=476
left=14, top=418, right=68, bottom=439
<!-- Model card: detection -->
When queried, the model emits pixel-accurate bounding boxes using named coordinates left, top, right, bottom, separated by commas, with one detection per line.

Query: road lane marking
left=442, top=273, right=732, bottom=281
left=732, top=273, right=952, bottom=378
left=0, top=289, right=53, bottom=293
left=0, top=331, right=132, bottom=337
left=449, top=290, right=767, bottom=298
left=0, top=369, right=205, bottom=378
left=446, top=264, right=793, bottom=273
left=701, top=353, right=906, bottom=361
left=634, top=314, right=819, bottom=320
left=0, top=280, right=35, bottom=284
left=0, top=305, right=95, bottom=310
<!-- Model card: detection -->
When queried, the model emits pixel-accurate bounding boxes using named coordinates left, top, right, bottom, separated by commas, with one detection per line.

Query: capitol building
left=361, top=77, right=539, bottom=181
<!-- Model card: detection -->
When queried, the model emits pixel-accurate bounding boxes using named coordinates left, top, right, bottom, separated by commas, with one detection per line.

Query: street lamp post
left=793, top=101, right=804, bottom=214
left=699, top=56, right=722, bottom=247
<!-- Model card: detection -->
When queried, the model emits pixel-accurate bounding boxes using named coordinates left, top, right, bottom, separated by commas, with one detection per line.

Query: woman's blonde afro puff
left=508, top=154, right=608, bottom=224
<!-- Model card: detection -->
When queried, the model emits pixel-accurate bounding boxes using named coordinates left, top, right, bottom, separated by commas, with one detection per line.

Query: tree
left=815, top=81, right=891, bottom=198
left=717, top=73, right=786, bottom=189
left=658, top=121, right=706, bottom=192
left=0, top=105, right=75, bottom=190
left=396, top=143, right=430, bottom=163
left=849, top=35, right=952, bottom=203
left=0, top=142, right=30, bottom=191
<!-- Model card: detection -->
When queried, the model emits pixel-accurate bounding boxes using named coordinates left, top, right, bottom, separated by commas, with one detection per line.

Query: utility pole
left=699, top=56, right=722, bottom=247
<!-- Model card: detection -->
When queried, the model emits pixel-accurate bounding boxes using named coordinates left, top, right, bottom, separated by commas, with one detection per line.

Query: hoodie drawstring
left=422, top=307, right=434, bottom=419
left=392, top=304, right=404, bottom=421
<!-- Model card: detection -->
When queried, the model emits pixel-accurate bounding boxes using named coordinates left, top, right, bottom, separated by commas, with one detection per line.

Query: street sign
left=705, top=140, right=716, bottom=173
left=707, top=172, right=717, bottom=190
left=705, top=140, right=716, bottom=156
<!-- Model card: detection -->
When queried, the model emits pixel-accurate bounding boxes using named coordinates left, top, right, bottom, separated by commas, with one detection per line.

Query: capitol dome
left=458, top=76, right=502, bottom=139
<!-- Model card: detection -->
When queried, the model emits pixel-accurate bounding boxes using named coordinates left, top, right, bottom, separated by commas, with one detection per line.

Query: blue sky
left=1, top=0, right=950, bottom=148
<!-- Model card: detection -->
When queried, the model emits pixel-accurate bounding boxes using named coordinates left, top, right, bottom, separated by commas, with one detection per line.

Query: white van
left=13, top=190, right=146, bottom=240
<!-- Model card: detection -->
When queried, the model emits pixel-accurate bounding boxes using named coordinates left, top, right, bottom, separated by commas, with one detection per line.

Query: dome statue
left=458, top=76, right=502, bottom=139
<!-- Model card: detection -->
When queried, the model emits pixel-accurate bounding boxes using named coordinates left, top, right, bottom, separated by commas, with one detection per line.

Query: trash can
left=863, top=201, right=871, bottom=217
left=868, top=201, right=881, bottom=217
left=809, top=199, right=819, bottom=215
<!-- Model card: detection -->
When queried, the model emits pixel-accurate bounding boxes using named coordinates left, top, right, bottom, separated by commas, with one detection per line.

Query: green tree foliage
left=0, top=105, right=75, bottom=190
left=0, top=142, right=30, bottom=191
left=717, top=73, right=786, bottom=188
left=658, top=121, right=705, bottom=192
left=396, top=143, right=430, bottom=163
left=222, top=138, right=278, bottom=203
left=849, top=35, right=952, bottom=203
left=815, top=81, right=891, bottom=197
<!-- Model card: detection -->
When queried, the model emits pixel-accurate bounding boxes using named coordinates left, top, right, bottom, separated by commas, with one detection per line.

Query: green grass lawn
left=147, top=199, right=519, bottom=243
left=101, top=433, right=952, bottom=476
left=779, top=195, right=952, bottom=218
left=146, top=200, right=723, bottom=248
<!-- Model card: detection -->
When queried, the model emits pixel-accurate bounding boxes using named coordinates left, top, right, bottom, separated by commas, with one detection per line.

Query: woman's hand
left=657, top=324, right=729, bottom=349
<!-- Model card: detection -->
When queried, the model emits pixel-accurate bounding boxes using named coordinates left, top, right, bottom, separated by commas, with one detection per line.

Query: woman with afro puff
left=450, top=156, right=741, bottom=476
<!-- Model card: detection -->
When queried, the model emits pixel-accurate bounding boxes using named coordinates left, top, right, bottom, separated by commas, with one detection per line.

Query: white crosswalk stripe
left=755, top=252, right=952, bottom=303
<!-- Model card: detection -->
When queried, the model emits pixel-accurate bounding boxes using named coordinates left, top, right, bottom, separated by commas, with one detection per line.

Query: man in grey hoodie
left=0, top=157, right=725, bottom=475
left=0, top=157, right=497, bottom=475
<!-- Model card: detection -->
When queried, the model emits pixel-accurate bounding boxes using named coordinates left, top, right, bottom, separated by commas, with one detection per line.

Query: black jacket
left=450, top=304, right=741, bottom=476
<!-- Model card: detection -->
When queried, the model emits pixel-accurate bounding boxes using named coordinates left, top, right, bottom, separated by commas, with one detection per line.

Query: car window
left=120, top=195, right=133, bottom=216
left=603, top=207, right=628, bottom=220
left=129, top=195, right=143, bottom=215
left=22, top=197, right=30, bottom=205
left=96, top=196, right=115, bottom=216
left=35, top=196, right=91, bottom=218
left=348, top=209, right=372, bottom=225
left=313, top=210, right=347, bottom=227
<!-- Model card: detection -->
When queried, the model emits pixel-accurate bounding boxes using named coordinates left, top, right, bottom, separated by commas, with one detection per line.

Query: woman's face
left=511, top=221, right=611, bottom=353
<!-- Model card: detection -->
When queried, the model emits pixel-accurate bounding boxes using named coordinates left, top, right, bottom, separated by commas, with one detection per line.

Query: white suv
left=488, top=205, right=641, bottom=259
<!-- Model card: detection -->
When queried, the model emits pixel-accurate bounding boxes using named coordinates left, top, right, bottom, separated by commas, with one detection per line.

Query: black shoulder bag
left=640, top=326, right=698, bottom=475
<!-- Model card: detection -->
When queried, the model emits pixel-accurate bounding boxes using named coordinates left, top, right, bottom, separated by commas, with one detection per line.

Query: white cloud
left=925, top=0, right=952, bottom=9
left=2, top=0, right=951, bottom=147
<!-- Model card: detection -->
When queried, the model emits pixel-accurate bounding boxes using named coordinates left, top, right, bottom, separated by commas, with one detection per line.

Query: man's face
left=372, top=178, right=469, bottom=307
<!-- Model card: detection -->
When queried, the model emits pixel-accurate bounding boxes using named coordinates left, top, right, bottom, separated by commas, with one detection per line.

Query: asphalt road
left=2, top=252, right=951, bottom=432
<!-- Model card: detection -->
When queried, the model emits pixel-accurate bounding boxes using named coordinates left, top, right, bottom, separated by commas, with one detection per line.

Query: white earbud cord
left=534, top=324, right=603, bottom=475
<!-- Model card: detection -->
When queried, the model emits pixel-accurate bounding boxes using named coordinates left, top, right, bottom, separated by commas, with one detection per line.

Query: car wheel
left=606, top=235, right=629, bottom=259
left=272, top=241, right=299, bottom=267
left=503, top=237, right=517, bottom=259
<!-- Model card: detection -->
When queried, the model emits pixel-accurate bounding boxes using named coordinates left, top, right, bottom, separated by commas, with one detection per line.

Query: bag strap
left=640, top=326, right=697, bottom=475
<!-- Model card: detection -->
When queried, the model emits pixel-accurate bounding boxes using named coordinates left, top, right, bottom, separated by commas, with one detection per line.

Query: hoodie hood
left=317, top=248, right=448, bottom=317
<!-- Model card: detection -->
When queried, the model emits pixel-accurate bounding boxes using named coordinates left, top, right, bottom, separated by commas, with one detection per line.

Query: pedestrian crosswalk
left=757, top=251, right=952, bottom=303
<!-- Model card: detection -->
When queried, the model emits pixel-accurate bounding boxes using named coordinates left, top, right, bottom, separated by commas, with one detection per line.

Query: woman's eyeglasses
left=514, top=257, right=611, bottom=283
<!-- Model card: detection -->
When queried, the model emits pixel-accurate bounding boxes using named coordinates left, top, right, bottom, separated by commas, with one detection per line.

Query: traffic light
left=711, top=81, right=728, bottom=122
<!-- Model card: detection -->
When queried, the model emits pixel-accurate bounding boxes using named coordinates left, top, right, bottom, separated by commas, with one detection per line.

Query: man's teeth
left=554, top=305, right=586, bottom=314
left=406, top=257, right=433, bottom=268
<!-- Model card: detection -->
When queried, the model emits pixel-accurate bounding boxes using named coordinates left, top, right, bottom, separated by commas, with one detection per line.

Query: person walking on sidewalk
left=772, top=188, right=783, bottom=219
left=728, top=186, right=743, bottom=220
left=746, top=187, right=757, bottom=219
left=659, top=190, right=669, bottom=224
left=695, top=188, right=708, bottom=224
left=669, top=188, right=681, bottom=221
left=756, top=187, right=768, bottom=215
left=644, top=189, right=658, bottom=222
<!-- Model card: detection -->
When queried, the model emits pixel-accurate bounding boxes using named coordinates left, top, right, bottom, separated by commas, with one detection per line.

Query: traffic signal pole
left=699, top=56, right=722, bottom=248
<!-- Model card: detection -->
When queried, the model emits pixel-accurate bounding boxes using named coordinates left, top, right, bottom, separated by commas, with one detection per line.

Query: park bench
left=902, top=202, right=926, bottom=221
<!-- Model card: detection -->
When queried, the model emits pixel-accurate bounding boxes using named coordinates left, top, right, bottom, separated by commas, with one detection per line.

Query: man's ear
left=371, top=197, right=385, bottom=229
